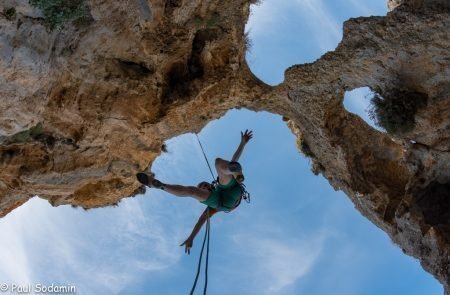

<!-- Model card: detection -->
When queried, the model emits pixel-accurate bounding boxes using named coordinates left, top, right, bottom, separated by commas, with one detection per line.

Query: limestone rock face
left=0, top=0, right=449, bottom=292
left=0, top=0, right=268, bottom=213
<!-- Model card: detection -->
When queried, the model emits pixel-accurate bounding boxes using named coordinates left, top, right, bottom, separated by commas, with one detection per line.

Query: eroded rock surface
left=0, top=0, right=449, bottom=292
left=0, top=0, right=268, bottom=212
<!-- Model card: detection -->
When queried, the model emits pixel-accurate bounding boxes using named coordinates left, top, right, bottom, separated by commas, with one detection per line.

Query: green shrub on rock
left=369, top=88, right=427, bottom=135
left=2, top=7, right=16, bottom=21
left=29, top=0, right=89, bottom=29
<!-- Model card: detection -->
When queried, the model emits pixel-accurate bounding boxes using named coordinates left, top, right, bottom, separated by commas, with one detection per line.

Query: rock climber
left=136, top=130, right=253, bottom=254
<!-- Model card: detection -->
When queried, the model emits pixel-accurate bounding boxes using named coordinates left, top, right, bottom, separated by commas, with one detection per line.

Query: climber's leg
left=163, top=184, right=210, bottom=201
left=136, top=172, right=209, bottom=201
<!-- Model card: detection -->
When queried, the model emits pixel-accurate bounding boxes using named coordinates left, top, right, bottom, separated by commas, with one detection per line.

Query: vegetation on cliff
left=29, top=0, right=89, bottom=29
left=369, top=88, right=428, bottom=135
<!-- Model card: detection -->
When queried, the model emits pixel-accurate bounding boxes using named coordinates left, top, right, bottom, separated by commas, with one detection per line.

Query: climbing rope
left=189, top=133, right=213, bottom=295
left=189, top=208, right=211, bottom=295
left=195, top=133, right=216, bottom=182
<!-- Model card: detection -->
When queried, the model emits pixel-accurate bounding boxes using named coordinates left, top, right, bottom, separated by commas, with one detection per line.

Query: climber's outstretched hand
left=241, top=129, right=253, bottom=144
left=180, top=237, right=193, bottom=255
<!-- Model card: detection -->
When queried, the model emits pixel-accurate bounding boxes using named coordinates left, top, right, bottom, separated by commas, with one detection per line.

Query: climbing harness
left=240, top=183, right=251, bottom=204
left=189, top=207, right=211, bottom=295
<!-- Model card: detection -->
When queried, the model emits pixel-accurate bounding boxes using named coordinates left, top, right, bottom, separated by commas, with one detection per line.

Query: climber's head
left=228, top=161, right=244, bottom=183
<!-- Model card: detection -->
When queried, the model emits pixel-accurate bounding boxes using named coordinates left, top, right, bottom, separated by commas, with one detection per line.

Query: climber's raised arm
left=231, top=130, right=253, bottom=162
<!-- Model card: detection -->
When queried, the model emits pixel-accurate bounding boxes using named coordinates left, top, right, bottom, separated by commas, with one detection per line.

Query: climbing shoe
left=228, top=161, right=242, bottom=173
left=136, top=172, right=150, bottom=185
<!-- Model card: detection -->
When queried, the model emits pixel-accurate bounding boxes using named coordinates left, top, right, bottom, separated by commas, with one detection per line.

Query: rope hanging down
left=195, top=134, right=216, bottom=182
left=189, top=208, right=211, bottom=295
left=191, top=134, right=213, bottom=295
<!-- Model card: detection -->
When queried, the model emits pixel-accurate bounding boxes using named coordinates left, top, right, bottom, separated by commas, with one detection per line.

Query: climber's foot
left=136, top=172, right=150, bottom=186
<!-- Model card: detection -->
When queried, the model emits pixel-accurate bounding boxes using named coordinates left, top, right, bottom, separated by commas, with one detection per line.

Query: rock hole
left=188, top=28, right=219, bottom=79
left=118, top=60, right=154, bottom=78
left=165, top=0, right=181, bottom=9
left=34, top=133, right=56, bottom=148
left=343, top=87, right=379, bottom=129
left=4, top=149, right=18, bottom=158
left=1, top=149, right=19, bottom=164
left=161, top=28, right=219, bottom=104
left=161, top=62, right=190, bottom=104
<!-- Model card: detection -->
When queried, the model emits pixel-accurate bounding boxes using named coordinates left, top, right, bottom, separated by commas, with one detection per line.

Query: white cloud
left=0, top=217, right=32, bottom=284
left=0, top=195, right=188, bottom=294
left=246, top=0, right=342, bottom=52
left=292, top=0, right=341, bottom=51
left=231, top=231, right=326, bottom=294
left=246, top=0, right=284, bottom=37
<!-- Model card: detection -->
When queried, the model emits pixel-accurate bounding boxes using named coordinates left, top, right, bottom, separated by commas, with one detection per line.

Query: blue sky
left=0, top=1, right=443, bottom=294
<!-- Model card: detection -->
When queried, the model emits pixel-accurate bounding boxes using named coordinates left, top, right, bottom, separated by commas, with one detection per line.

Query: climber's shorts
left=201, top=177, right=242, bottom=211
